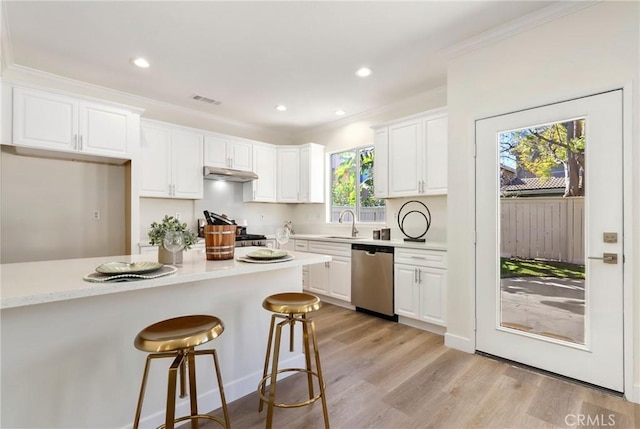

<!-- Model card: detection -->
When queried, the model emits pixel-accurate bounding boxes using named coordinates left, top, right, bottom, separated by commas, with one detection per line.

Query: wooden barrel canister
left=204, top=225, right=237, bottom=260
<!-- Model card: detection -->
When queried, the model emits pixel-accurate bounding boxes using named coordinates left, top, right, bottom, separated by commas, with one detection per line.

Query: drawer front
left=395, top=248, right=446, bottom=269
left=308, top=241, right=351, bottom=257
left=293, top=239, right=309, bottom=252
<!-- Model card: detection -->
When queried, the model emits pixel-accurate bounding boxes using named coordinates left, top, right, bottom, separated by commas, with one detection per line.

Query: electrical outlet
left=175, top=212, right=181, bottom=220
left=92, top=210, right=101, bottom=221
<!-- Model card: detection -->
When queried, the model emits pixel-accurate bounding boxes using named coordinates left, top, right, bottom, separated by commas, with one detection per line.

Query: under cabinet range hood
left=203, top=166, right=258, bottom=182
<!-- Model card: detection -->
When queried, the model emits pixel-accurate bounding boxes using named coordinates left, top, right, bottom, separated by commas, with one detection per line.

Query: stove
left=235, top=234, right=267, bottom=247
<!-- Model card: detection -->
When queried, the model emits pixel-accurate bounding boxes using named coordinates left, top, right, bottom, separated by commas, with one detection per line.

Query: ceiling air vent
left=192, top=95, right=222, bottom=105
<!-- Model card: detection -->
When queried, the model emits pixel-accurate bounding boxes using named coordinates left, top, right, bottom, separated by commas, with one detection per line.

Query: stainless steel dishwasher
left=351, top=243, right=396, bottom=321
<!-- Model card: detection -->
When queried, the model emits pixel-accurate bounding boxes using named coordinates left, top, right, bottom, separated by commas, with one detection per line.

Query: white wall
left=446, top=1, right=639, bottom=397
left=195, top=181, right=295, bottom=236
left=0, top=148, right=126, bottom=262
left=292, top=87, right=448, bottom=239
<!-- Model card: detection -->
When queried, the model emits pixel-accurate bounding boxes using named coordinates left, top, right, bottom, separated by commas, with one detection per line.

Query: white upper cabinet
left=389, top=118, right=423, bottom=197
left=373, top=107, right=448, bottom=198
left=373, top=128, right=389, bottom=198
left=243, top=143, right=277, bottom=202
left=276, top=143, right=324, bottom=203
left=299, top=143, right=324, bottom=203
left=140, top=120, right=203, bottom=199
left=204, top=134, right=252, bottom=171
left=12, top=86, right=135, bottom=158
left=277, top=146, right=300, bottom=202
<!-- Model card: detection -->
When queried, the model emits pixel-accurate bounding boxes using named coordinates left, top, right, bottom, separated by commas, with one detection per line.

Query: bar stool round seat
left=258, top=292, right=329, bottom=429
left=262, top=292, right=321, bottom=315
left=134, top=315, right=225, bottom=353
left=133, top=315, right=231, bottom=429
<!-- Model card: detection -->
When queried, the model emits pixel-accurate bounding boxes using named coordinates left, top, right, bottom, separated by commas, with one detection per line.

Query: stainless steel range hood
left=203, top=166, right=258, bottom=182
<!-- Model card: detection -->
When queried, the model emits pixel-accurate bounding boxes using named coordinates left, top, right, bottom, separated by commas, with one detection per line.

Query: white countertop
left=0, top=247, right=330, bottom=310
left=282, top=233, right=447, bottom=251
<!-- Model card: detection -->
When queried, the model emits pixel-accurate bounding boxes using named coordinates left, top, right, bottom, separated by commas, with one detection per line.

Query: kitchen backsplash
left=140, top=182, right=447, bottom=243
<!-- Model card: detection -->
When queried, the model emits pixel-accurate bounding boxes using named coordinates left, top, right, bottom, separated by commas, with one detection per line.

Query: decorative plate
left=246, top=249, right=288, bottom=260
left=95, top=261, right=164, bottom=275
left=84, top=265, right=177, bottom=283
left=237, top=254, right=295, bottom=264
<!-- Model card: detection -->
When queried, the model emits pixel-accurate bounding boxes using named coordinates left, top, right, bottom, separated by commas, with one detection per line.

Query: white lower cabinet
left=307, top=241, right=351, bottom=302
left=394, top=248, right=447, bottom=326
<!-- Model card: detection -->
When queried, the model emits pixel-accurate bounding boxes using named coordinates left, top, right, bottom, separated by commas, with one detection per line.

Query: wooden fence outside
left=330, top=206, right=386, bottom=223
left=501, top=197, right=585, bottom=264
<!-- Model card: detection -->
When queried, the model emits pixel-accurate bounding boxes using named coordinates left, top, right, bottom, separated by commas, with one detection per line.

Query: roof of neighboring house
left=501, top=176, right=566, bottom=193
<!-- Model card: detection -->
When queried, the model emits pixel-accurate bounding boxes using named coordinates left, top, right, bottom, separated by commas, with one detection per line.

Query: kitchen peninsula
left=1, top=248, right=330, bottom=428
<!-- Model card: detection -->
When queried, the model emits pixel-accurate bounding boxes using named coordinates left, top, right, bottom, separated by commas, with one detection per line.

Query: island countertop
left=0, top=247, right=331, bottom=309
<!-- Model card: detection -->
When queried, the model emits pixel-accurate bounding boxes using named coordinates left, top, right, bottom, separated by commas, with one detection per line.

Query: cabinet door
left=418, top=267, right=447, bottom=326
left=373, top=128, right=389, bottom=198
left=172, top=129, right=203, bottom=199
left=299, top=146, right=310, bottom=202
left=277, top=147, right=300, bottom=202
left=329, top=256, right=351, bottom=301
left=244, top=144, right=276, bottom=202
left=203, top=135, right=229, bottom=168
left=423, top=116, right=448, bottom=194
left=388, top=119, right=422, bottom=197
left=229, top=141, right=253, bottom=171
left=13, top=87, right=78, bottom=151
left=140, top=123, right=172, bottom=197
left=79, top=102, right=129, bottom=157
left=308, top=261, right=330, bottom=295
left=394, top=264, right=420, bottom=319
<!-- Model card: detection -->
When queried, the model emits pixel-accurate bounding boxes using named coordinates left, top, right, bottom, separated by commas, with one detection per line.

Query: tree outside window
left=330, top=146, right=385, bottom=222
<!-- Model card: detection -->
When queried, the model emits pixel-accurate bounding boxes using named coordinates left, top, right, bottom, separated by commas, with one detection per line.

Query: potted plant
left=148, top=215, right=198, bottom=264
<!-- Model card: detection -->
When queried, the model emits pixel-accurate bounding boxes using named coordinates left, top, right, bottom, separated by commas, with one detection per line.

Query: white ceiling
left=3, top=1, right=558, bottom=136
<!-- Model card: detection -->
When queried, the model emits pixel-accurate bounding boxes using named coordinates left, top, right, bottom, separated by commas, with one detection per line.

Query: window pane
left=330, top=147, right=385, bottom=223
left=358, top=146, right=385, bottom=222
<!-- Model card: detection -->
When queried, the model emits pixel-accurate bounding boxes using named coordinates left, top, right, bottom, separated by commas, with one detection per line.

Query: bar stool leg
left=259, top=314, right=278, bottom=412
left=212, top=349, right=232, bottom=429
left=301, top=315, right=315, bottom=400
left=310, top=320, right=330, bottom=429
left=133, top=354, right=155, bottom=429
left=266, top=319, right=287, bottom=429
left=187, top=349, right=199, bottom=429
left=165, top=353, right=184, bottom=429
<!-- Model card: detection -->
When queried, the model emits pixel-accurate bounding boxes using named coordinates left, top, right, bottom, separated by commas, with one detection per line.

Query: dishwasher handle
left=351, top=243, right=394, bottom=254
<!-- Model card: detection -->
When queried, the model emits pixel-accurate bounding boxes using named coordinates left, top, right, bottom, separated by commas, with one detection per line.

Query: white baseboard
left=397, top=316, right=446, bottom=336
left=308, top=292, right=354, bottom=310
left=123, top=353, right=306, bottom=429
left=630, top=383, right=640, bottom=404
left=444, top=333, right=475, bottom=353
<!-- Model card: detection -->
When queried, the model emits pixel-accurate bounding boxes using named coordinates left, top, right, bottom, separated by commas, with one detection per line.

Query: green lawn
left=501, top=257, right=585, bottom=279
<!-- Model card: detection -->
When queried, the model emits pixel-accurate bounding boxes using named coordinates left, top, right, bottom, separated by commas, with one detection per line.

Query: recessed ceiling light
left=335, top=110, right=346, bottom=116
left=355, top=67, right=372, bottom=77
left=131, top=57, right=150, bottom=68
left=275, top=105, right=287, bottom=112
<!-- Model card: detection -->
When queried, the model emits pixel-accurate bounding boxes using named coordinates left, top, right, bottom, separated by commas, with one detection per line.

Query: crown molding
left=1, top=1, right=15, bottom=73
left=444, top=0, right=599, bottom=59
left=291, top=85, right=447, bottom=140
left=5, top=63, right=281, bottom=137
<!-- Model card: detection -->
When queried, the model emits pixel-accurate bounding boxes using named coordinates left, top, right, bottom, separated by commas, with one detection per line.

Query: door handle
left=587, top=253, right=618, bottom=264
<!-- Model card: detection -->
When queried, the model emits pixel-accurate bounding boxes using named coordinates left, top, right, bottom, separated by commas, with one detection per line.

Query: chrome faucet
left=338, top=209, right=359, bottom=237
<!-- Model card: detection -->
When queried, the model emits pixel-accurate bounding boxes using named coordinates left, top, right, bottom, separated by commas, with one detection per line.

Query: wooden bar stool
left=133, top=315, right=231, bottom=429
left=257, top=292, right=329, bottom=428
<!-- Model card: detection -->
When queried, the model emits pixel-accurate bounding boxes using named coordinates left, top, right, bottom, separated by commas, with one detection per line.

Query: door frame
left=471, top=84, right=636, bottom=402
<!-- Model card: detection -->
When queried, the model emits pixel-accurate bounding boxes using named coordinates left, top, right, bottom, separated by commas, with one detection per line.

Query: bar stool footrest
left=158, top=414, right=227, bottom=429
left=257, top=368, right=326, bottom=409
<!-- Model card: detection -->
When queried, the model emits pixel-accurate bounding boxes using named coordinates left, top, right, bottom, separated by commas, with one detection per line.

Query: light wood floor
left=204, top=303, right=640, bottom=429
